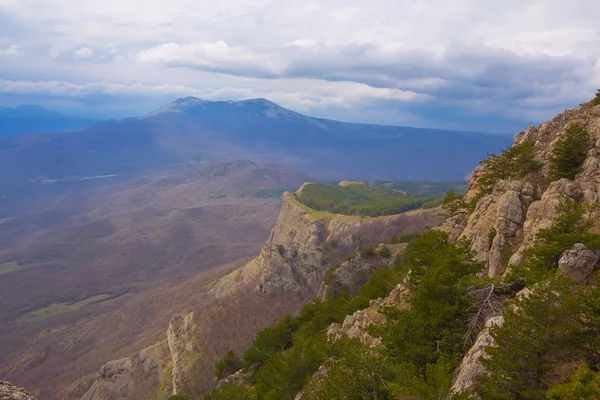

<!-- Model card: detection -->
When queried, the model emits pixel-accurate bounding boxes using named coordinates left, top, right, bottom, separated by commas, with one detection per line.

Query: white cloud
left=0, top=45, right=19, bottom=57
left=1, top=0, right=600, bottom=130
left=75, top=47, right=93, bottom=58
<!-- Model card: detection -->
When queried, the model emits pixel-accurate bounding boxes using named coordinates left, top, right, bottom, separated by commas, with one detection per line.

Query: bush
left=359, top=245, right=376, bottom=257
left=215, top=350, right=242, bottom=380
left=378, top=245, right=392, bottom=258
left=592, top=89, right=600, bottom=106
left=480, top=275, right=589, bottom=400
left=546, top=366, right=600, bottom=400
left=514, top=196, right=600, bottom=284
left=549, top=123, right=591, bottom=181
left=440, top=188, right=468, bottom=217
left=473, top=139, right=542, bottom=205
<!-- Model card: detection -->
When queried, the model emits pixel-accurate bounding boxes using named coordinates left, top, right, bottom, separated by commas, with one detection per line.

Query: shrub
left=440, top=188, right=468, bottom=217
left=359, top=245, right=376, bottom=257
left=378, top=245, right=392, bottom=258
left=473, top=139, right=542, bottom=205
left=549, top=123, right=591, bottom=181
left=515, top=196, right=600, bottom=284
left=480, top=275, right=588, bottom=400
left=215, top=350, right=242, bottom=380
left=546, top=366, right=600, bottom=400
left=592, top=89, right=600, bottom=106
left=168, top=396, right=189, bottom=400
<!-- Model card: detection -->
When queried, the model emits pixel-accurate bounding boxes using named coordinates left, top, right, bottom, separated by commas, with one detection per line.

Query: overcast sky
left=1, top=0, right=599, bottom=132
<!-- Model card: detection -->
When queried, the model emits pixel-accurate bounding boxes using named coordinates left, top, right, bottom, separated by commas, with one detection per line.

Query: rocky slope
left=0, top=381, right=37, bottom=400
left=442, top=100, right=600, bottom=278
left=81, top=187, right=439, bottom=399
left=292, top=99, right=600, bottom=398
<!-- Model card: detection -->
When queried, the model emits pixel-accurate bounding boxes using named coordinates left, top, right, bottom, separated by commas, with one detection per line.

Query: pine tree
left=549, top=123, right=591, bottom=180
left=480, top=275, right=587, bottom=400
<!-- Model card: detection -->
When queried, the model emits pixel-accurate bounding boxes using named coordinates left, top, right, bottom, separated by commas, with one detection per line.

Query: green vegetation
left=480, top=274, right=600, bottom=399
left=208, top=231, right=483, bottom=399
left=367, top=180, right=468, bottom=196
left=239, top=188, right=287, bottom=198
left=0, top=261, right=23, bottom=276
left=592, top=89, right=600, bottom=106
left=549, top=123, right=591, bottom=181
left=215, top=351, right=242, bottom=380
left=511, top=196, right=600, bottom=284
left=18, top=294, right=114, bottom=322
left=168, top=396, right=189, bottom=400
left=441, top=188, right=468, bottom=217
left=296, top=183, right=440, bottom=217
left=546, top=366, right=600, bottom=400
left=206, top=196, right=600, bottom=400
left=474, top=139, right=542, bottom=205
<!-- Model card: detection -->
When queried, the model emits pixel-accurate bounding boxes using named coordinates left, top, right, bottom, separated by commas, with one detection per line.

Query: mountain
left=0, top=98, right=512, bottom=185
left=80, top=96, right=600, bottom=399
left=0, top=105, right=97, bottom=137
left=0, top=161, right=311, bottom=399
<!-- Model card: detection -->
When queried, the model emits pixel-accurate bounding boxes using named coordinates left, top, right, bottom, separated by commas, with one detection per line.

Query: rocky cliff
left=0, top=381, right=37, bottom=400
left=81, top=188, right=437, bottom=399
left=442, top=100, right=600, bottom=278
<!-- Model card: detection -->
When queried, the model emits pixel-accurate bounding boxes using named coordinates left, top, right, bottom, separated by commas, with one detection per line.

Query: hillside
left=0, top=161, right=310, bottom=399
left=0, top=98, right=511, bottom=186
left=0, top=105, right=96, bottom=137
left=80, top=189, right=441, bottom=399
left=200, top=95, right=600, bottom=399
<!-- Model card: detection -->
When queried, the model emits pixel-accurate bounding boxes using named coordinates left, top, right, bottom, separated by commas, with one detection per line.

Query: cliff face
left=82, top=190, right=435, bottom=400
left=442, top=101, right=600, bottom=278
left=0, top=381, right=37, bottom=400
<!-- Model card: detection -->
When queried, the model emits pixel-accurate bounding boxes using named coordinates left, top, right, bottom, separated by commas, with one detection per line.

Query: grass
left=0, top=262, right=23, bottom=276
left=18, top=294, right=113, bottom=323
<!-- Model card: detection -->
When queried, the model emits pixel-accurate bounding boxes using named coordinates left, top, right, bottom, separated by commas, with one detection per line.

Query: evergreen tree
left=516, top=196, right=600, bottom=284
left=549, top=123, right=591, bottom=180
left=480, top=275, right=587, bottom=400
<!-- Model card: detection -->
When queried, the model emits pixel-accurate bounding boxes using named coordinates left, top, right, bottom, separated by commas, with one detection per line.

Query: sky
left=0, top=0, right=599, bottom=133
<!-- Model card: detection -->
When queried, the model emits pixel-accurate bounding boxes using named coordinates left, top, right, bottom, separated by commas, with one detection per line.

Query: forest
left=296, top=183, right=441, bottom=217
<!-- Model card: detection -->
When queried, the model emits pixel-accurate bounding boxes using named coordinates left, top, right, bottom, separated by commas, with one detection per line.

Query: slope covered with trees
left=295, top=183, right=441, bottom=217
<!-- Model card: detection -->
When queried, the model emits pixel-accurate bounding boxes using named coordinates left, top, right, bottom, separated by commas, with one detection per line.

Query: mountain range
left=0, top=105, right=96, bottom=137
left=0, top=98, right=512, bottom=186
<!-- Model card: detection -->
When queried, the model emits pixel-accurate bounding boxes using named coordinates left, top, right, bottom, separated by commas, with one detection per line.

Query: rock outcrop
left=81, top=341, right=173, bottom=400
left=316, top=243, right=407, bottom=300
left=558, top=243, right=600, bottom=285
left=441, top=100, right=600, bottom=278
left=327, top=282, right=410, bottom=347
left=0, top=381, right=37, bottom=400
left=83, top=188, right=434, bottom=400
left=450, top=316, right=504, bottom=396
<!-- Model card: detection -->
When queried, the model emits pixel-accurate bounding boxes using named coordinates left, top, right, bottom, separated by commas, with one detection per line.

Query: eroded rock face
left=327, top=283, right=410, bottom=347
left=81, top=340, right=172, bottom=400
left=316, top=243, right=407, bottom=301
left=558, top=243, right=600, bottom=285
left=451, top=316, right=504, bottom=397
left=460, top=180, right=535, bottom=277
left=440, top=101, right=600, bottom=278
left=167, top=312, right=195, bottom=395
left=0, top=381, right=37, bottom=400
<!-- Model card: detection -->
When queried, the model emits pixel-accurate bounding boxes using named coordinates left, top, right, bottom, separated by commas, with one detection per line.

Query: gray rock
left=558, top=243, right=600, bottom=285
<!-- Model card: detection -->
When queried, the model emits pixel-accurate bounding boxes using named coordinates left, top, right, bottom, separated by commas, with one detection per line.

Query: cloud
left=1, top=0, right=600, bottom=131
left=75, top=47, right=93, bottom=58
left=0, top=45, right=19, bottom=57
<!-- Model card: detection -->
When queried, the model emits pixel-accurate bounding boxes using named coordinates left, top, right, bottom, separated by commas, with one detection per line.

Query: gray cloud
left=1, top=0, right=599, bottom=132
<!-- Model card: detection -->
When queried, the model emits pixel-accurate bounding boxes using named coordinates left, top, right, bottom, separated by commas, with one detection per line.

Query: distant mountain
left=0, top=98, right=513, bottom=182
left=0, top=105, right=97, bottom=136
